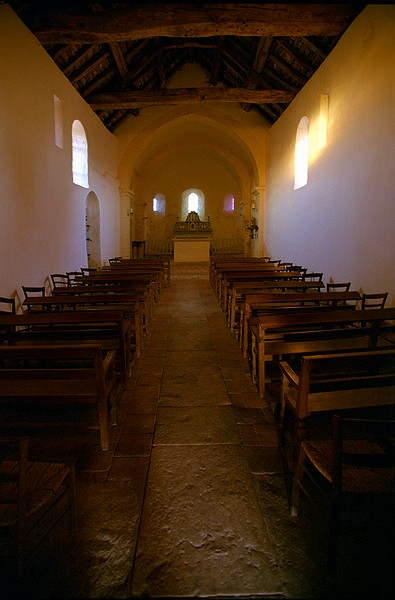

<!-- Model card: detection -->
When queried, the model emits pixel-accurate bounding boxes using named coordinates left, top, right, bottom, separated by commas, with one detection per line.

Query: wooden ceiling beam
left=32, top=4, right=355, bottom=44
left=88, top=88, right=295, bottom=109
left=109, top=42, right=129, bottom=79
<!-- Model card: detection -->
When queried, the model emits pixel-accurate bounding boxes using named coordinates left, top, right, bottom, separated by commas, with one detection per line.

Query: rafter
left=109, top=42, right=129, bottom=79
left=32, top=4, right=355, bottom=44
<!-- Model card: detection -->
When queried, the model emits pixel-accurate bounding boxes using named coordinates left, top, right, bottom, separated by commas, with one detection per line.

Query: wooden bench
left=217, top=269, right=304, bottom=306
left=209, top=257, right=276, bottom=287
left=239, top=291, right=361, bottom=356
left=0, top=310, right=131, bottom=387
left=248, top=307, right=395, bottom=397
left=226, top=279, right=325, bottom=323
left=74, top=272, right=162, bottom=302
left=210, top=261, right=287, bottom=295
left=106, top=257, right=170, bottom=286
left=22, top=292, right=145, bottom=357
left=279, top=348, right=395, bottom=466
left=0, top=344, right=117, bottom=450
left=51, top=282, right=155, bottom=333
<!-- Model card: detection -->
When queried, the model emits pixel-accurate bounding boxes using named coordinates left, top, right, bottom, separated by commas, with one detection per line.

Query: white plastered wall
left=265, top=5, right=394, bottom=304
left=0, top=5, right=120, bottom=308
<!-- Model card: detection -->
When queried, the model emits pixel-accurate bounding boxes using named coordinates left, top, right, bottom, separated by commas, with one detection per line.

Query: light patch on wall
left=294, top=116, right=309, bottom=190
left=318, top=93, right=329, bottom=150
left=54, top=95, right=63, bottom=149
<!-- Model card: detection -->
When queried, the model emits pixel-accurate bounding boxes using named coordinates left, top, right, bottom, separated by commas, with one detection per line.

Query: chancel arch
left=118, top=108, right=265, bottom=257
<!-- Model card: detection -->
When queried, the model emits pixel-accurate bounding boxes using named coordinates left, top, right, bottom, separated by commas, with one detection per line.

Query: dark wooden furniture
left=290, top=414, right=395, bottom=586
left=22, top=293, right=144, bottom=358
left=0, top=344, right=117, bottom=451
left=0, top=310, right=131, bottom=387
left=0, top=435, right=77, bottom=578
left=249, top=307, right=395, bottom=397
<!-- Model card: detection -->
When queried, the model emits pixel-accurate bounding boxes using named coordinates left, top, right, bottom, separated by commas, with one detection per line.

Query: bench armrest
left=279, top=360, right=299, bottom=387
left=103, top=350, right=116, bottom=376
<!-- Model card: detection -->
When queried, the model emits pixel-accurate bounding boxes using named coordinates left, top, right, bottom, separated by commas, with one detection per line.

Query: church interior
left=0, top=2, right=394, bottom=598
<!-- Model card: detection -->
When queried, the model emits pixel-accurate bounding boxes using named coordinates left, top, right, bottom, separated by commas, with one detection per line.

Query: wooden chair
left=0, top=436, right=76, bottom=579
left=289, top=265, right=307, bottom=275
left=360, top=292, right=388, bottom=327
left=66, top=272, right=81, bottom=286
left=0, top=297, right=16, bottom=340
left=80, top=267, right=97, bottom=275
left=326, top=282, right=351, bottom=293
left=303, top=272, right=323, bottom=282
left=325, top=282, right=351, bottom=306
left=361, top=292, right=388, bottom=309
left=50, top=274, right=68, bottom=288
left=0, top=297, right=16, bottom=315
left=290, top=415, right=395, bottom=584
left=21, top=286, right=45, bottom=312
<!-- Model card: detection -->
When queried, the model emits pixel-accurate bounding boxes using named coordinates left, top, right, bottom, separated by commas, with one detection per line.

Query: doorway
left=85, top=192, right=101, bottom=268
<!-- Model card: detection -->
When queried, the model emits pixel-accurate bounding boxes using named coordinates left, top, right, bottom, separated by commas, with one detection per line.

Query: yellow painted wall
left=0, top=5, right=120, bottom=306
left=266, top=5, right=395, bottom=303
left=116, top=81, right=269, bottom=257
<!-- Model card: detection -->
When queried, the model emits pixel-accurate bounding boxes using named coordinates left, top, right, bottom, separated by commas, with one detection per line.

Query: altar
left=173, top=238, right=211, bottom=262
left=172, top=211, right=212, bottom=263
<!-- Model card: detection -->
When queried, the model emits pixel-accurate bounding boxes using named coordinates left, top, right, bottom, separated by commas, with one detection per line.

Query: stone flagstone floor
left=2, top=261, right=393, bottom=599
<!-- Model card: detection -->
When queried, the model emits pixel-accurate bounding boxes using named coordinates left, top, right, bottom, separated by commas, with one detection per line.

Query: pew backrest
left=280, top=348, right=395, bottom=421
left=0, top=343, right=117, bottom=450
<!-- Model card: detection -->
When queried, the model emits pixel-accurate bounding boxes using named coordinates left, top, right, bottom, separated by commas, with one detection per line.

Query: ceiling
left=7, top=1, right=367, bottom=132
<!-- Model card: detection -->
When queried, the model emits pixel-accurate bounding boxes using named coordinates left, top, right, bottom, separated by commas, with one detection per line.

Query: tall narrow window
left=224, top=193, right=235, bottom=213
left=294, top=116, right=309, bottom=190
left=153, top=193, right=165, bottom=214
left=188, top=192, right=199, bottom=213
left=54, top=95, right=63, bottom=148
left=318, top=93, right=329, bottom=150
left=182, top=189, right=205, bottom=219
left=72, top=120, right=89, bottom=188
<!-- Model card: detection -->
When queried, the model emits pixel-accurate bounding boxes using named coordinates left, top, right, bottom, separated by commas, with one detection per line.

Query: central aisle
left=130, top=265, right=284, bottom=597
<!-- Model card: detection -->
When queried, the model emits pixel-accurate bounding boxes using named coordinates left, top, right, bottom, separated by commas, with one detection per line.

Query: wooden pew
left=74, top=271, right=162, bottom=301
left=209, top=256, right=275, bottom=286
left=218, top=270, right=305, bottom=308
left=227, top=280, right=325, bottom=332
left=248, top=307, right=395, bottom=397
left=279, top=348, right=395, bottom=465
left=210, top=260, right=286, bottom=293
left=0, top=310, right=131, bottom=388
left=239, top=291, right=361, bottom=357
left=102, top=264, right=166, bottom=291
left=0, top=344, right=117, bottom=450
left=22, top=292, right=145, bottom=358
left=107, top=257, right=170, bottom=286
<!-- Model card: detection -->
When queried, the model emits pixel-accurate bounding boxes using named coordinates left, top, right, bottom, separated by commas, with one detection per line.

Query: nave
left=1, top=263, right=392, bottom=599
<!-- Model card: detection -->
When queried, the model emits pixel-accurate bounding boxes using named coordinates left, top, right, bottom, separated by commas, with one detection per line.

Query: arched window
left=188, top=192, right=199, bottom=213
left=181, top=189, right=205, bottom=219
left=223, top=193, right=235, bottom=213
left=153, top=193, right=165, bottom=214
left=72, top=120, right=89, bottom=188
left=294, top=116, right=309, bottom=190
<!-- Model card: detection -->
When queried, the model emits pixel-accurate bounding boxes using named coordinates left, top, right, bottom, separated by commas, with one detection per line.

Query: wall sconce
left=246, top=216, right=259, bottom=239
left=251, top=201, right=257, bottom=211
